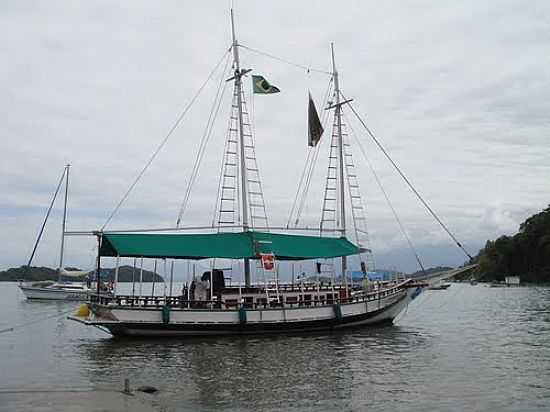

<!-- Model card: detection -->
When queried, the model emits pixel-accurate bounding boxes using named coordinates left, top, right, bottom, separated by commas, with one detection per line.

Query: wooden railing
left=89, top=282, right=407, bottom=310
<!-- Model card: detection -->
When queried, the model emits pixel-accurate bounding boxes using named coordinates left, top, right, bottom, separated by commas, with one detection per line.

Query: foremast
left=58, top=164, right=70, bottom=282
left=231, top=10, right=252, bottom=286
left=331, top=44, right=347, bottom=282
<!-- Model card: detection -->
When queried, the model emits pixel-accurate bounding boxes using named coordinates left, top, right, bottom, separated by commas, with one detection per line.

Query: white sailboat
left=19, top=165, right=92, bottom=301
left=69, top=10, right=471, bottom=336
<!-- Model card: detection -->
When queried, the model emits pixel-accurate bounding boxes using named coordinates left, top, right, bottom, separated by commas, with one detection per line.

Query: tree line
left=473, top=205, right=550, bottom=283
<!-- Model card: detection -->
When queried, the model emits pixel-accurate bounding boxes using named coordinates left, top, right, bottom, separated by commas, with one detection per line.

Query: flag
left=260, top=253, right=276, bottom=271
left=308, top=92, right=324, bottom=146
left=252, top=75, right=280, bottom=94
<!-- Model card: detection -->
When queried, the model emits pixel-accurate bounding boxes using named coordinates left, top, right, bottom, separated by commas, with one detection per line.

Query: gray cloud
left=1, top=0, right=549, bottom=273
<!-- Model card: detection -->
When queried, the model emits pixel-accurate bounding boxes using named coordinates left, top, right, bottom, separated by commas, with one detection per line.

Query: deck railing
left=89, top=281, right=408, bottom=310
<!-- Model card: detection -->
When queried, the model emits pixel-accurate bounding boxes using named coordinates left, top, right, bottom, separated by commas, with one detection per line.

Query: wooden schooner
left=68, top=10, right=470, bottom=337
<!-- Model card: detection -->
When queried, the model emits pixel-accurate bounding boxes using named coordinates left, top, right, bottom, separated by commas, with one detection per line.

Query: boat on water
left=19, top=165, right=92, bottom=301
left=69, top=10, right=471, bottom=337
left=19, top=279, right=90, bottom=301
left=72, top=232, right=416, bottom=336
left=427, top=282, right=451, bottom=290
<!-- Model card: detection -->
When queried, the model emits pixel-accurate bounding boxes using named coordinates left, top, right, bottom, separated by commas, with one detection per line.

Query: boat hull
left=19, top=285, right=89, bottom=301
left=70, top=286, right=415, bottom=337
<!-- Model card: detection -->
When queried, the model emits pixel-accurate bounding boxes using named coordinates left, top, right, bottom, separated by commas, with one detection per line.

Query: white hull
left=70, top=282, right=420, bottom=337
left=19, top=285, right=89, bottom=301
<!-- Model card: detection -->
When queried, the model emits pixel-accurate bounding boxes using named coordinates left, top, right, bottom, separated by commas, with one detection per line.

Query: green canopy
left=100, top=231, right=359, bottom=261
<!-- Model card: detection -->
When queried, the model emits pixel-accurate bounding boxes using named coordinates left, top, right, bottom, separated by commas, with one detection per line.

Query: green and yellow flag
left=252, top=75, right=280, bottom=94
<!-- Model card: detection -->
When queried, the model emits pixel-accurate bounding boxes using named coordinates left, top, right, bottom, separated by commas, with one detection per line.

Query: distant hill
left=410, top=266, right=453, bottom=277
left=98, top=266, right=164, bottom=282
left=473, top=205, right=550, bottom=283
left=0, top=266, right=61, bottom=282
left=0, top=265, right=164, bottom=282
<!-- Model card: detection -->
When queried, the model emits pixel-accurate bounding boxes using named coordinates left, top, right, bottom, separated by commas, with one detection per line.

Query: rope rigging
left=287, top=77, right=334, bottom=227
left=239, top=44, right=332, bottom=75
left=212, top=111, right=237, bottom=227
left=101, top=47, right=232, bottom=230
left=295, top=142, right=322, bottom=226
left=341, top=91, right=473, bottom=260
left=0, top=306, right=77, bottom=335
left=286, top=147, right=315, bottom=228
left=344, top=111, right=426, bottom=274
left=176, top=51, right=232, bottom=226
left=26, top=167, right=67, bottom=269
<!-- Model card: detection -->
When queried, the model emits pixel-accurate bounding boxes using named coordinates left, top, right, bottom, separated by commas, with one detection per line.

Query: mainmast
left=58, top=164, right=70, bottom=280
left=331, top=43, right=347, bottom=279
left=231, top=9, right=252, bottom=286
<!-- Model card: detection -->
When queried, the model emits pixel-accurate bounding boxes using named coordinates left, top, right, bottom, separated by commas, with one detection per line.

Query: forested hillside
left=474, top=206, right=550, bottom=282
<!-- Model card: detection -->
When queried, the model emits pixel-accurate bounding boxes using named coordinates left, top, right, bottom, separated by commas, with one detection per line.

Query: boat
left=19, top=165, right=92, bottom=301
left=427, top=282, right=451, bottom=290
left=19, top=279, right=90, bottom=301
left=69, top=10, right=471, bottom=337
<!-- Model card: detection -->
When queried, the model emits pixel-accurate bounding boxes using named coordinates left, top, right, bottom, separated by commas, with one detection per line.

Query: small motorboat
left=427, top=282, right=451, bottom=290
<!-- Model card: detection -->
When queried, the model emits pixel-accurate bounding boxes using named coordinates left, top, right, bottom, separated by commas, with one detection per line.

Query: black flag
left=308, top=92, right=324, bottom=147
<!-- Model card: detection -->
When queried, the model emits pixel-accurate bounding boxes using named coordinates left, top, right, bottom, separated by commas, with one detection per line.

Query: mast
left=58, top=163, right=70, bottom=280
left=231, top=9, right=251, bottom=286
left=331, top=43, right=347, bottom=281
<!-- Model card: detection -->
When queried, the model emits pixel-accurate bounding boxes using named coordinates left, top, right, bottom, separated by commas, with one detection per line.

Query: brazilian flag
left=252, top=75, right=280, bottom=94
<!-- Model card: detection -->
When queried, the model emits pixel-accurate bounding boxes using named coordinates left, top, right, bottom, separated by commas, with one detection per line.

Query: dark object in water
left=137, top=385, right=158, bottom=394
left=427, top=283, right=451, bottom=290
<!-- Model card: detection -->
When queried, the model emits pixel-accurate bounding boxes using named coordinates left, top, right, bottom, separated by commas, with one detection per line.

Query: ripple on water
left=1, top=283, right=550, bottom=411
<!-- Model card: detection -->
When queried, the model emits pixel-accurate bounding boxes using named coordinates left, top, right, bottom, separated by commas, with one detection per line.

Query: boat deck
left=87, top=280, right=411, bottom=311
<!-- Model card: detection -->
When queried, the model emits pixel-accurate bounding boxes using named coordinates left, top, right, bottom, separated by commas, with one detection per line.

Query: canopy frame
left=99, top=231, right=360, bottom=261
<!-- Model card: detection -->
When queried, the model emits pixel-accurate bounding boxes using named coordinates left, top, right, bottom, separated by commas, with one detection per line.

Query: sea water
left=1, top=282, right=549, bottom=411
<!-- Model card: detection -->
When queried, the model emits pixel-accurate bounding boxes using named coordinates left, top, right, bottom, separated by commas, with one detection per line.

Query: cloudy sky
left=1, top=0, right=549, bottom=275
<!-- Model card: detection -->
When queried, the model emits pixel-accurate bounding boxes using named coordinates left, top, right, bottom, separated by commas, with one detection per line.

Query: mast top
left=231, top=9, right=238, bottom=47
left=331, top=42, right=337, bottom=76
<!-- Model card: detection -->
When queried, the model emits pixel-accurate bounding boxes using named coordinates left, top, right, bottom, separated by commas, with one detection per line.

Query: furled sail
left=60, top=269, right=89, bottom=277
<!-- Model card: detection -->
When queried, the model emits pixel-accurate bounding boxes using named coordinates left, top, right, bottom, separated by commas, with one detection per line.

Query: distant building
left=505, top=276, right=520, bottom=286
left=350, top=270, right=403, bottom=281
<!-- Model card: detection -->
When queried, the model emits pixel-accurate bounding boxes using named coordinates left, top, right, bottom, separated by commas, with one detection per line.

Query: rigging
left=101, top=47, right=232, bottom=230
left=176, top=52, right=232, bottom=226
left=25, top=166, right=67, bottom=269
left=239, top=44, right=332, bottom=75
left=342, top=92, right=473, bottom=260
left=344, top=111, right=426, bottom=274
left=288, top=77, right=334, bottom=227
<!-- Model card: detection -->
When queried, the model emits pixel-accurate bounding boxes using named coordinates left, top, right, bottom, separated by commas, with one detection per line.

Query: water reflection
left=76, top=325, right=430, bottom=411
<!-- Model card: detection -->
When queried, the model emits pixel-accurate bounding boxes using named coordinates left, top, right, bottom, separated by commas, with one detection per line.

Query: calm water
left=1, top=282, right=549, bottom=411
